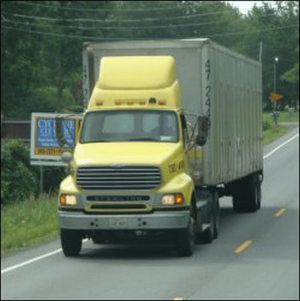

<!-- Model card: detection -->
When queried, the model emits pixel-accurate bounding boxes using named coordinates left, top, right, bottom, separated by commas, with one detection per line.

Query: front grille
left=89, top=204, right=147, bottom=210
left=77, top=166, right=161, bottom=190
left=87, top=195, right=150, bottom=201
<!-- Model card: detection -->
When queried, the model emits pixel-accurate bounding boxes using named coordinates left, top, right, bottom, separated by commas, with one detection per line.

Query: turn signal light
left=175, top=193, right=184, bottom=204
left=161, top=193, right=184, bottom=205
left=60, top=194, right=77, bottom=206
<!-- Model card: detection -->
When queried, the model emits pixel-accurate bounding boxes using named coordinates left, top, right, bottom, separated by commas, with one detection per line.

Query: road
left=1, top=127, right=299, bottom=300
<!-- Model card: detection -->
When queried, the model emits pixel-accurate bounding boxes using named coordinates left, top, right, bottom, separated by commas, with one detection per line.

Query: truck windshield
left=80, top=110, right=178, bottom=143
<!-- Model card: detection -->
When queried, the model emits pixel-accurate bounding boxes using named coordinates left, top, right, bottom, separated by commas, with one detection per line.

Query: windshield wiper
left=82, top=139, right=111, bottom=143
left=128, top=138, right=159, bottom=141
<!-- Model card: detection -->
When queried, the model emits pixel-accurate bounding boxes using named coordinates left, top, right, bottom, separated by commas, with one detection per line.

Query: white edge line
left=2, top=133, right=299, bottom=274
left=1, top=249, right=62, bottom=274
left=1, top=239, right=89, bottom=274
left=263, top=133, right=299, bottom=160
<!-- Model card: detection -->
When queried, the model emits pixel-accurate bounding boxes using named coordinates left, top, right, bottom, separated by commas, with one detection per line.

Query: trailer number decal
left=205, top=59, right=211, bottom=127
left=205, top=59, right=211, bottom=80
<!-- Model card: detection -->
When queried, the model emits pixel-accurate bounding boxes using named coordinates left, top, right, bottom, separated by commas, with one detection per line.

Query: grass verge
left=263, top=110, right=299, bottom=144
left=263, top=125, right=289, bottom=145
left=1, top=194, right=59, bottom=255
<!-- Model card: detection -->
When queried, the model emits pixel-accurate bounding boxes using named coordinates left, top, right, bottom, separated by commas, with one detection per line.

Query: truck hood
left=74, top=142, right=182, bottom=166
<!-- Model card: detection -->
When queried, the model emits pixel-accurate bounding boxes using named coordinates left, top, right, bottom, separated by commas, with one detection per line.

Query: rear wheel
left=61, top=229, right=82, bottom=257
left=212, top=191, right=220, bottom=239
left=233, top=173, right=261, bottom=213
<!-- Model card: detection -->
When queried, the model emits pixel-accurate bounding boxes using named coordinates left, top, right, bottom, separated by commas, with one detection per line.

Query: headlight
left=60, top=194, right=77, bottom=206
left=161, top=193, right=184, bottom=205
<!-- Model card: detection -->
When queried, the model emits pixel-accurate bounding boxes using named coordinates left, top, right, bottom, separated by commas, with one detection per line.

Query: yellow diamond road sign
left=269, top=92, right=283, bottom=102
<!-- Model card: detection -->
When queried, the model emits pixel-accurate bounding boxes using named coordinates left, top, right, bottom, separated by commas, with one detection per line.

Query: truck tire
left=199, top=197, right=214, bottom=244
left=255, top=174, right=262, bottom=210
left=245, top=173, right=261, bottom=212
left=197, top=190, right=219, bottom=244
left=233, top=173, right=261, bottom=213
left=61, top=229, right=82, bottom=257
left=176, top=206, right=195, bottom=257
left=212, top=191, right=220, bottom=239
left=200, top=216, right=213, bottom=244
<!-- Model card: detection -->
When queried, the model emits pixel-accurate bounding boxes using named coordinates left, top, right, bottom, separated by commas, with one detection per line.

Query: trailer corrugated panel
left=82, top=39, right=262, bottom=186
left=204, top=42, right=262, bottom=185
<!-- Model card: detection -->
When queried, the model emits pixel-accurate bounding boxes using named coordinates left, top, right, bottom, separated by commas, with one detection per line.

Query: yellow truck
left=58, top=39, right=263, bottom=257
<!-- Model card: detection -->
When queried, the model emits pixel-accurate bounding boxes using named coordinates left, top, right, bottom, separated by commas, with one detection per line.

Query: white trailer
left=82, top=38, right=263, bottom=190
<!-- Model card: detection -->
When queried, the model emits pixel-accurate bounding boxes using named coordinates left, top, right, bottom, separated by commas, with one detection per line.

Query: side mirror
left=61, top=151, right=73, bottom=164
left=195, top=134, right=206, bottom=146
left=196, top=115, right=209, bottom=146
left=55, top=117, right=67, bottom=147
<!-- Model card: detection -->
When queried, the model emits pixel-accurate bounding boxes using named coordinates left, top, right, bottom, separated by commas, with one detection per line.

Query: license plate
left=109, top=219, right=127, bottom=228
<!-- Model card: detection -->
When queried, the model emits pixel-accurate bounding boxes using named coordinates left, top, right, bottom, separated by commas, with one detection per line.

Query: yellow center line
left=234, top=240, right=252, bottom=254
left=274, top=207, right=286, bottom=217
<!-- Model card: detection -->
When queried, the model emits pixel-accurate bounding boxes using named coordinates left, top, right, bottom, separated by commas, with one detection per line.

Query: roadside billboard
left=30, top=113, right=82, bottom=166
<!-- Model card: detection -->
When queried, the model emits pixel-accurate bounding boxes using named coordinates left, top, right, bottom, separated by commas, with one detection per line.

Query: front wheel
left=61, top=229, right=82, bottom=257
left=176, top=207, right=196, bottom=257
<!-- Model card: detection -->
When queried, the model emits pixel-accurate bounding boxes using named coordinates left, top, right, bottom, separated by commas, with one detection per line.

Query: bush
left=263, top=120, right=271, bottom=131
left=1, top=139, right=69, bottom=205
left=1, top=140, right=38, bottom=205
left=39, top=165, right=68, bottom=194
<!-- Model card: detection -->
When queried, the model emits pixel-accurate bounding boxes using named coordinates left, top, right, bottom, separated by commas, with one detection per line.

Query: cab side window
left=180, top=114, right=189, bottom=148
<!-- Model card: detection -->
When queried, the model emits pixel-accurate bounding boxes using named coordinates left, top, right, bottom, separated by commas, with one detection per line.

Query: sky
left=226, top=1, right=274, bottom=14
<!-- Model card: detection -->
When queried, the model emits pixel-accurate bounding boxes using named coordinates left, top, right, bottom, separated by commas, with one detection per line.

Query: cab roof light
left=149, top=97, right=157, bottom=104
left=158, top=100, right=166, bottom=105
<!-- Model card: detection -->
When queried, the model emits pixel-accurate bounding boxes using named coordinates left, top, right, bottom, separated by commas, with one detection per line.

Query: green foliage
left=1, top=140, right=38, bottom=205
left=1, top=195, right=59, bottom=254
left=1, top=139, right=68, bottom=204
left=263, top=120, right=271, bottom=131
left=263, top=124, right=289, bottom=145
left=281, top=62, right=299, bottom=84
left=65, top=105, right=85, bottom=113
left=40, top=166, right=68, bottom=194
left=1, top=1, right=299, bottom=117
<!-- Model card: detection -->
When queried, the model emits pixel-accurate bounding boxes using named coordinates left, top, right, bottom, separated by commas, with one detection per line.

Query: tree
left=1, top=1, right=114, bottom=117
left=1, top=1, right=42, bottom=116
left=1, top=1, right=298, bottom=117
left=236, top=1, right=299, bottom=108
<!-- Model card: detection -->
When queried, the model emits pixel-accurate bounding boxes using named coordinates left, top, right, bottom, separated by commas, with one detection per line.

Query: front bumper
left=58, top=209, right=190, bottom=230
